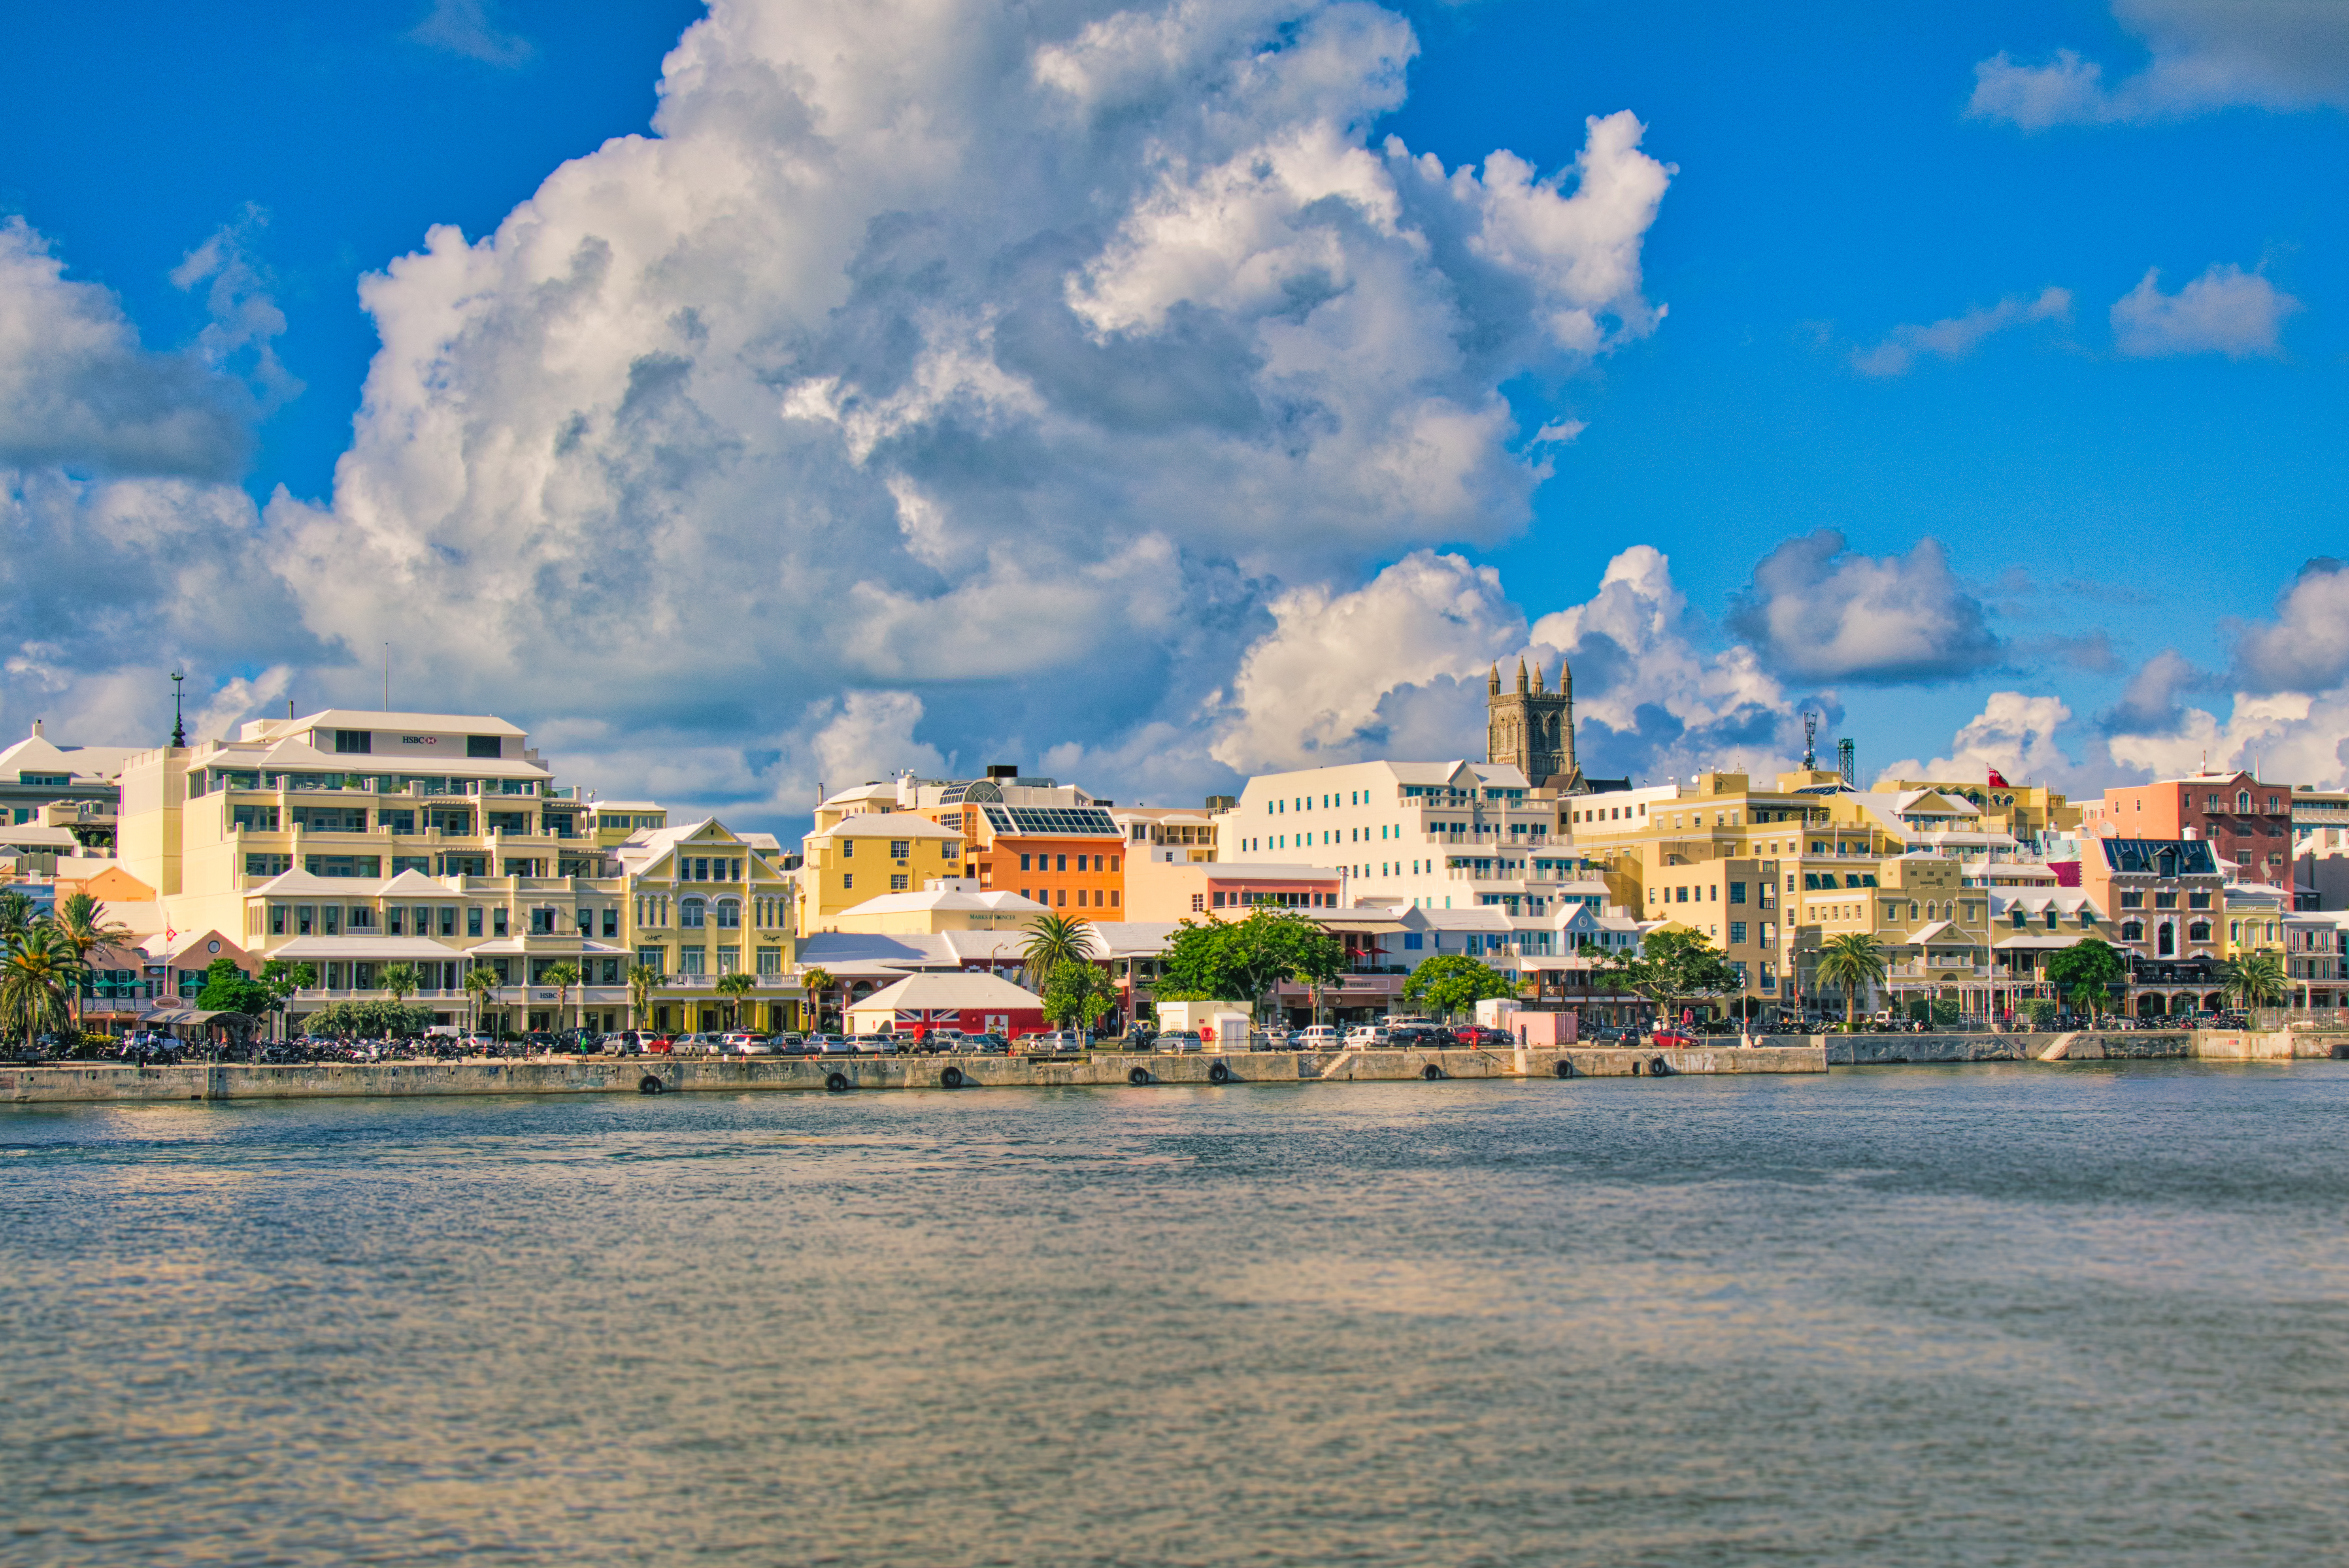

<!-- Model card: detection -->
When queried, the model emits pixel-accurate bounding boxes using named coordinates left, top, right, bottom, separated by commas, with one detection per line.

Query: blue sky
left=2, top=0, right=2344, bottom=829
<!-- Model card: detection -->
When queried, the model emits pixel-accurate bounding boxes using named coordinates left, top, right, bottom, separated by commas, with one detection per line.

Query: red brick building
left=2084, top=772, right=2293, bottom=886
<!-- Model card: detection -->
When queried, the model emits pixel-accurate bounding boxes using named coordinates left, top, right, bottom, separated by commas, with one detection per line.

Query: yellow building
left=615, top=819, right=800, bottom=1033
left=796, top=811, right=966, bottom=933
left=1876, top=776, right=2081, bottom=845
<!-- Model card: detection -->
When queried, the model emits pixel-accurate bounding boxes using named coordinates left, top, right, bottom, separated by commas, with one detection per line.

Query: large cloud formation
left=240, top=0, right=1671, bottom=812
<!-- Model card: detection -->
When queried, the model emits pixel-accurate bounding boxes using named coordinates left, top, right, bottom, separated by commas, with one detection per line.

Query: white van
left=1296, top=1025, right=1342, bottom=1047
left=1343, top=1024, right=1391, bottom=1046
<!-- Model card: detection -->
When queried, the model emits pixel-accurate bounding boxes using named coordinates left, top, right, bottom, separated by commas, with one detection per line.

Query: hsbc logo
left=400, top=736, right=439, bottom=745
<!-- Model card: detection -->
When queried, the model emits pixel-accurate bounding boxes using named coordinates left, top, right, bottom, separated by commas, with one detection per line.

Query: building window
left=2189, top=922, right=2211, bottom=942
left=2120, top=890, right=2144, bottom=908
left=890, top=875, right=909, bottom=891
left=333, top=729, right=372, bottom=754
left=1730, top=921, right=1747, bottom=946
left=2122, top=920, right=2144, bottom=941
left=494, top=907, right=509, bottom=936
left=841, top=873, right=854, bottom=890
left=1191, top=894, right=1204, bottom=912
left=468, top=735, right=502, bottom=758
left=842, top=840, right=855, bottom=858
left=681, top=899, right=706, bottom=928
left=680, top=948, right=707, bottom=976
left=1020, top=854, right=1032, bottom=871
left=1056, top=888, right=1067, bottom=906
left=1110, top=890, right=1119, bottom=908
left=245, top=853, right=292, bottom=878
left=757, top=947, right=782, bottom=975
left=890, top=840, right=910, bottom=860
left=716, top=899, right=741, bottom=928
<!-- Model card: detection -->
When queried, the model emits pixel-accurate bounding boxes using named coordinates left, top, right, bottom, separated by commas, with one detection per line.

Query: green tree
left=2044, top=938, right=2128, bottom=1024
left=380, top=963, right=422, bottom=1004
left=1020, top=913, right=1097, bottom=990
left=1813, top=932, right=1887, bottom=1028
left=51, top=891, right=133, bottom=1031
left=194, top=958, right=272, bottom=1017
left=0, top=924, right=86, bottom=1047
left=799, top=966, right=835, bottom=1032
left=2220, top=948, right=2288, bottom=1010
left=1594, top=927, right=1741, bottom=1029
left=715, top=970, right=754, bottom=1032
left=1158, top=910, right=1343, bottom=1018
left=1400, top=953, right=1519, bottom=1021
left=542, top=961, right=582, bottom=1038
left=0, top=890, right=34, bottom=940
left=463, top=963, right=500, bottom=1036
left=1040, top=960, right=1117, bottom=1031
left=628, top=961, right=659, bottom=1029
left=258, top=959, right=317, bottom=1041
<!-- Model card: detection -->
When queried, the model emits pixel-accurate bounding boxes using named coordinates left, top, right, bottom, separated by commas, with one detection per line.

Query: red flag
left=1987, top=768, right=2010, bottom=788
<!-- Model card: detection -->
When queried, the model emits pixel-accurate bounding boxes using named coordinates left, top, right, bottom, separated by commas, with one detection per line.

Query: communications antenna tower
left=1801, top=710, right=1818, bottom=771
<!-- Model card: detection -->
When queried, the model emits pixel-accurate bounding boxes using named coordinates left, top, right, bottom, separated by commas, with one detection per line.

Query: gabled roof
left=378, top=868, right=457, bottom=895
left=251, top=869, right=391, bottom=897
left=0, top=732, right=139, bottom=781
left=847, top=971, right=1044, bottom=1013
left=1894, top=920, right=1970, bottom=946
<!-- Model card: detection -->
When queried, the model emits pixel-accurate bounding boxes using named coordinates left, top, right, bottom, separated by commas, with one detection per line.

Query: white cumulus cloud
left=1969, top=0, right=2349, bottom=128
left=2110, top=263, right=2298, bottom=358
left=1727, top=531, right=2002, bottom=684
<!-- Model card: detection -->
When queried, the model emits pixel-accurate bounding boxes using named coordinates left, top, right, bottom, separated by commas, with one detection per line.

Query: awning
left=138, top=1007, right=257, bottom=1028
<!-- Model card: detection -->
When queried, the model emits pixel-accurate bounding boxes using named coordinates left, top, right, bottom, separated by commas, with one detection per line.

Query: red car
left=1648, top=1029, right=1698, bottom=1050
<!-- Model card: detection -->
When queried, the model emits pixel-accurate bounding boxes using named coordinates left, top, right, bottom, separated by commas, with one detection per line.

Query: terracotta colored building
left=2085, top=772, right=2292, bottom=886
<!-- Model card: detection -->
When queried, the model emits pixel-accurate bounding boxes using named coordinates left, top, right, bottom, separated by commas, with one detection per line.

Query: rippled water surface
left=7, top=1063, right=2349, bottom=1566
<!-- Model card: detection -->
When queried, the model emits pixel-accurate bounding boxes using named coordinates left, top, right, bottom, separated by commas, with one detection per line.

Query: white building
left=1228, top=759, right=1592, bottom=920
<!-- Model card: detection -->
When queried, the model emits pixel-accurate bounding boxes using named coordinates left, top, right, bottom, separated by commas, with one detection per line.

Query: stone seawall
left=0, top=1044, right=1826, bottom=1106
left=1826, top=1030, right=2349, bottom=1065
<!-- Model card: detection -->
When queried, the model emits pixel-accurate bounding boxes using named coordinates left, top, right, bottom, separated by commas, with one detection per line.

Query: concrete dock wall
left=0, top=1044, right=1826, bottom=1106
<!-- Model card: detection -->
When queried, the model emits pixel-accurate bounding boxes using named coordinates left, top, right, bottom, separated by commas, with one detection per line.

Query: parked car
left=960, top=1033, right=1010, bottom=1055
left=1342, top=1024, right=1391, bottom=1046
left=852, top=1032, right=900, bottom=1054
left=721, top=1033, right=774, bottom=1055
left=1448, top=1025, right=1514, bottom=1048
left=1648, top=1027, right=1698, bottom=1050
left=1023, top=1029, right=1087, bottom=1055
left=774, top=1033, right=810, bottom=1055
left=1293, top=1025, right=1342, bottom=1048
left=804, top=1033, right=852, bottom=1055
left=1155, top=1030, right=1205, bottom=1053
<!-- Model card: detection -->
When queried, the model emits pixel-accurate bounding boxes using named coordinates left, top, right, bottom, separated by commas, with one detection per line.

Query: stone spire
left=1489, top=662, right=1501, bottom=696
left=1515, top=656, right=1530, bottom=694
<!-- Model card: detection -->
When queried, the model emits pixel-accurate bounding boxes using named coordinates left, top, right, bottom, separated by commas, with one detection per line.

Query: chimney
left=31, top=719, right=43, bottom=738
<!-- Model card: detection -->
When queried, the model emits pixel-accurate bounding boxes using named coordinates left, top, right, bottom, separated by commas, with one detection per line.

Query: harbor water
left=6, top=1062, right=2348, bottom=1565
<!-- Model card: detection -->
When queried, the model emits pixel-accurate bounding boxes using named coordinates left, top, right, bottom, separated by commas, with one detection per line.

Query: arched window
left=2188, top=921, right=2211, bottom=942
left=1909, top=901, right=1919, bottom=921
left=2157, top=922, right=2175, bottom=956
left=2122, top=920, right=2144, bottom=941
left=2237, top=789, right=2252, bottom=811
left=716, top=899, right=741, bottom=929
left=680, top=897, right=707, bottom=929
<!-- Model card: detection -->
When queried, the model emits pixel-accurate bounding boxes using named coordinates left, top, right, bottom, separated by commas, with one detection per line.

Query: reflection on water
left=6, top=1063, right=2349, bottom=1565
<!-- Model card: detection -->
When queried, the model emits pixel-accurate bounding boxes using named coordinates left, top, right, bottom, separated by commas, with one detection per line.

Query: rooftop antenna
left=1837, top=737, right=1856, bottom=789
left=170, top=670, right=186, bottom=747
left=1801, top=710, right=1819, bottom=771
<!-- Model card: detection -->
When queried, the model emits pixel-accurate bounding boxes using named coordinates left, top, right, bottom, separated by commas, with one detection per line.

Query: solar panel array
left=982, top=805, right=1118, bottom=838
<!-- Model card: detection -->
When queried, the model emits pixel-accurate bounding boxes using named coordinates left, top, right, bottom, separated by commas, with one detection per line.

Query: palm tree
left=50, top=891, right=133, bottom=1032
left=627, top=961, right=658, bottom=1031
left=2221, top=948, right=2288, bottom=1010
left=1813, top=932, right=1887, bottom=1028
left=463, top=963, right=500, bottom=1039
left=0, top=890, right=34, bottom=941
left=715, top=971, right=754, bottom=1032
left=800, top=965, right=835, bottom=1033
left=1, top=925, right=87, bottom=1050
left=1020, top=913, right=1096, bottom=990
left=542, top=961, right=581, bottom=1042
left=381, top=963, right=421, bottom=1004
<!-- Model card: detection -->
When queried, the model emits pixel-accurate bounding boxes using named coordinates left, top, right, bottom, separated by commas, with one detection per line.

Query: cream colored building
left=112, top=707, right=803, bottom=1034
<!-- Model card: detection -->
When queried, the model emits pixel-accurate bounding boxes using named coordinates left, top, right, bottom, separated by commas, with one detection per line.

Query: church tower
left=1487, top=656, right=1579, bottom=790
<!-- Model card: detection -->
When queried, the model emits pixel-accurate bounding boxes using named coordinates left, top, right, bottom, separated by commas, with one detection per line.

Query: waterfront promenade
left=4, top=1030, right=2343, bottom=1104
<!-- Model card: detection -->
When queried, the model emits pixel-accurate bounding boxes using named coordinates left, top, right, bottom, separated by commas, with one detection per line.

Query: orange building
left=966, top=805, right=1125, bottom=914
left=2087, top=771, right=2292, bottom=886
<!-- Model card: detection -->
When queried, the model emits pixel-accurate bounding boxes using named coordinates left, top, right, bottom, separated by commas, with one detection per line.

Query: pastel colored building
left=2084, top=772, right=2293, bottom=886
left=1122, top=858, right=1345, bottom=921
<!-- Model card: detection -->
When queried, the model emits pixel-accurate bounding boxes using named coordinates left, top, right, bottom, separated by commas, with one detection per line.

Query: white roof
left=1165, top=860, right=1342, bottom=879
left=1894, top=920, right=1972, bottom=946
left=0, top=732, right=139, bottom=782
left=838, top=887, right=1046, bottom=916
left=807, top=812, right=960, bottom=841
left=1081, top=920, right=1181, bottom=957
left=847, top=971, right=1044, bottom=1013
left=0, top=824, right=81, bottom=848
left=253, top=709, right=525, bottom=738
left=818, top=781, right=902, bottom=808
left=271, top=936, right=469, bottom=960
